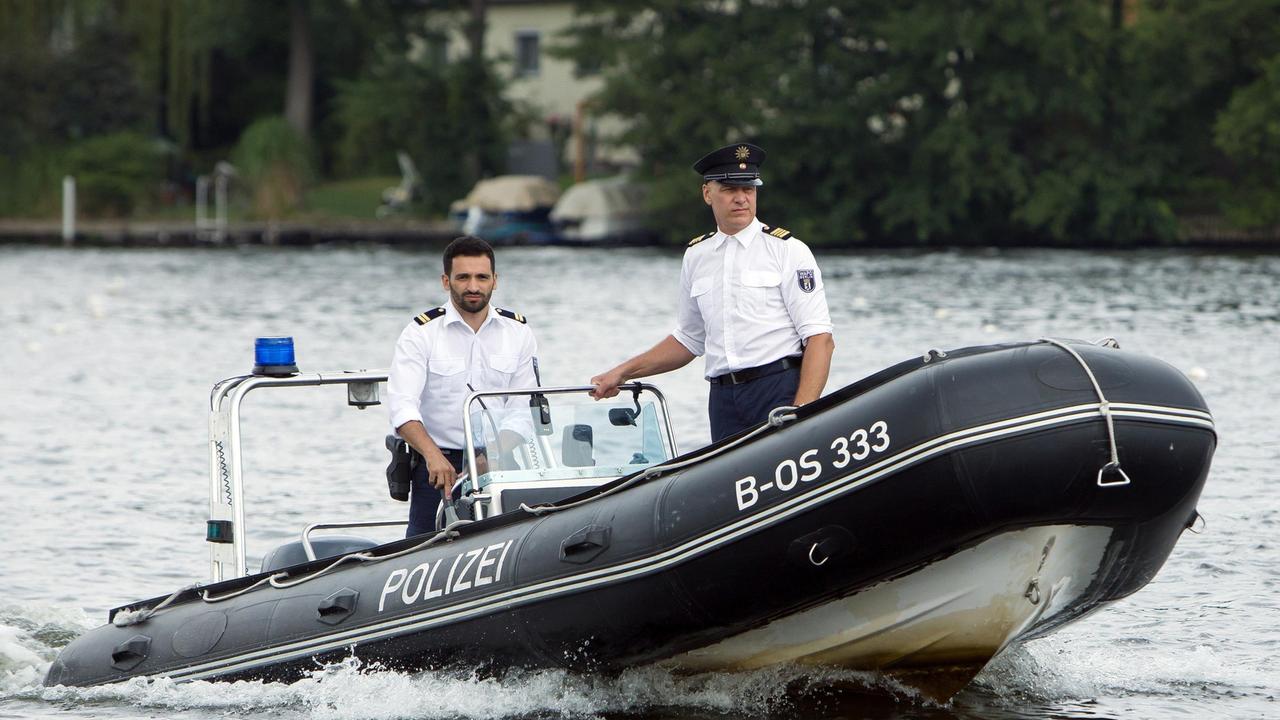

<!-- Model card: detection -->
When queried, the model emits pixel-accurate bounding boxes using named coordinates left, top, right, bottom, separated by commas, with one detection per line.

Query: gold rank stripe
left=689, top=231, right=714, bottom=247
left=414, top=307, right=446, bottom=325
left=769, top=226, right=792, bottom=239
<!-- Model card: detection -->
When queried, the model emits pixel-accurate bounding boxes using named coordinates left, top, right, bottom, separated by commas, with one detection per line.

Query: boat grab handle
left=1039, top=338, right=1131, bottom=488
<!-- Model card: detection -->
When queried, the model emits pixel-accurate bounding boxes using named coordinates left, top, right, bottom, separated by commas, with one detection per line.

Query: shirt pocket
left=428, top=356, right=467, bottom=397
left=739, top=270, right=783, bottom=314
left=487, top=353, right=521, bottom=379
left=690, top=277, right=714, bottom=314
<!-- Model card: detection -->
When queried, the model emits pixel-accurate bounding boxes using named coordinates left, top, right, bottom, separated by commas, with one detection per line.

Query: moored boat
left=44, top=338, right=1215, bottom=700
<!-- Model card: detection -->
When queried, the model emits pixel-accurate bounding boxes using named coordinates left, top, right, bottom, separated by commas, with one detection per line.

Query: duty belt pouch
left=384, top=435, right=412, bottom=502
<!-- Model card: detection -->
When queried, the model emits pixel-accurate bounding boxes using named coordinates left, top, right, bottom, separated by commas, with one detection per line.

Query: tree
left=285, top=0, right=314, bottom=136
left=332, top=46, right=510, bottom=213
left=1213, top=53, right=1280, bottom=226
left=559, top=0, right=1231, bottom=245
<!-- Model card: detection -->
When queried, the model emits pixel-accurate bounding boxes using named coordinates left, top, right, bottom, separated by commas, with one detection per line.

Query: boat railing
left=301, top=520, right=409, bottom=561
left=208, top=369, right=389, bottom=583
left=208, top=375, right=680, bottom=583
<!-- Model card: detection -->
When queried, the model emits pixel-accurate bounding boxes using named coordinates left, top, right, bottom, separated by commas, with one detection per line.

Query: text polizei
left=379, top=539, right=515, bottom=612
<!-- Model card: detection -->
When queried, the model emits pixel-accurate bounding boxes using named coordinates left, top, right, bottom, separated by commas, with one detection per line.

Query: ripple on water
left=1, top=246, right=1277, bottom=720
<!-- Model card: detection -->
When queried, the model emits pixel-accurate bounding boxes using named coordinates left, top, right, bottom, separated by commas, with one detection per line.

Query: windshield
left=463, top=386, right=674, bottom=486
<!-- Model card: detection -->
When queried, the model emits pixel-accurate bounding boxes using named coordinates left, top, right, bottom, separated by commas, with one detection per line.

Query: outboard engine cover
left=260, top=535, right=379, bottom=573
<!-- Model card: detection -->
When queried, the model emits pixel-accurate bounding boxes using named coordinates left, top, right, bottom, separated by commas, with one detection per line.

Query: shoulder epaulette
left=495, top=307, right=527, bottom=324
left=688, top=230, right=716, bottom=247
left=413, top=307, right=446, bottom=325
left=763, top=225, right=793, bottom=240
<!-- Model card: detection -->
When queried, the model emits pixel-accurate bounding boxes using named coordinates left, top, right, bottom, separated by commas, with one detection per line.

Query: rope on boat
left=122, top=341, right=1140, bottom=616
left=518, top=405, right=801, bottom=516
left=196, top=402, right=806, bottom=603
left=196, top=522, right=474, bottom=604
left=112, top=584, right=201, bottom=626
left=1039, top=337, right=1131, bottom=487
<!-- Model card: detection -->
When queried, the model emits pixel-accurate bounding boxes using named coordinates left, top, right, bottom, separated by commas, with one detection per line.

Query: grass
left=302, top=176, right=401, bottom=220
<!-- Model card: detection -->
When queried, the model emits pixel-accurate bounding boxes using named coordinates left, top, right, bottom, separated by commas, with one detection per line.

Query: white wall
left=434, top=2, right=636, bottom=169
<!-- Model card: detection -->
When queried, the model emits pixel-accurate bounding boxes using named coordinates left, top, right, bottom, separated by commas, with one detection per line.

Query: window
left=515, top=30, right=540, bottom=77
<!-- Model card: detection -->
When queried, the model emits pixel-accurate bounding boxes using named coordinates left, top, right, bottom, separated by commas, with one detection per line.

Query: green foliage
left=1211, top=53, right=1280, bottom=226
left=65, top=132, right=168, bottom=216
left=332, top=50, right=511, bottom=213
left=0, top=5, right=149, bottom=214
left=562, top=0, right=1280, bottom=244
left=0, top=149, right=64, bottom=217
left=232, top=116, right=315, bottom=219
left=303, top=176, right=400, bottom=219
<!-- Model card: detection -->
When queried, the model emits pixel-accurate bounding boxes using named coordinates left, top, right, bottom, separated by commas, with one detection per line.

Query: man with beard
left=387, top=235, right=538, bottom=536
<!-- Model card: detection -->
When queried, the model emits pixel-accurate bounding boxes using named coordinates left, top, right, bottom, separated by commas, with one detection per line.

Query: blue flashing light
left=252, top=336, right=299, bottom=376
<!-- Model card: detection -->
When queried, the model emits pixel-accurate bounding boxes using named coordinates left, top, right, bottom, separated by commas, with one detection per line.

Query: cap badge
left=734, top=146, right=750, bottom=160
left=739, top=163, right=747, bottom=169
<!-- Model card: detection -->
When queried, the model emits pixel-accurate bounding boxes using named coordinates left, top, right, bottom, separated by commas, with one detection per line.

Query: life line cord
left=116, top=338, right=1123, bottom=626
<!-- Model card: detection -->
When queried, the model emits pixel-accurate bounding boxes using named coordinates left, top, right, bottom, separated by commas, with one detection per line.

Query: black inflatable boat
left=45, top=338, right=1215, bottom=700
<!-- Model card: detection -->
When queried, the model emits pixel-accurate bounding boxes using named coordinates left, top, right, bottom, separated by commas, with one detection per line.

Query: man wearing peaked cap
left=590, top=142, right=835, bottom=442
left=693, top=142, right=766, bottom=187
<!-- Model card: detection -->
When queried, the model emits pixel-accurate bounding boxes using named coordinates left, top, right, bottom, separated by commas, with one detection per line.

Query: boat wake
left=1, top=603, right=90, bottom=695
left=5, top=603, right=927, bottom=719
left=25, top=656, right=908, bottom=719
left=9, top=600, right=1273, bottom=719
left=972, top=630, right=1277, bottom=714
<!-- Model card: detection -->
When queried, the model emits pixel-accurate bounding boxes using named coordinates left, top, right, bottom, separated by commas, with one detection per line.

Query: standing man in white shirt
left=387, top=235, right=538, bottom=536
left=589, top=142, right=834, bottom=442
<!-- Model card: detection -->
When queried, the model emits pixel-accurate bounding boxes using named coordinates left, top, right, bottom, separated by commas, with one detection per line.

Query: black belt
left=409, top=447, right=466, bottom=465
left=709, top=356, right=802, bottom=385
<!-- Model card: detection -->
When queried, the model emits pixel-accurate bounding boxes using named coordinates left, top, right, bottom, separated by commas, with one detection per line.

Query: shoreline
left=0, top=219, right=459, bottom=248
left=1, top=216, right=1278, bottom=250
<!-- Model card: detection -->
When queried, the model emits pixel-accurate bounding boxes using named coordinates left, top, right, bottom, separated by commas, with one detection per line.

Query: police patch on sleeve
left=797, top=269, right=816, bottom=293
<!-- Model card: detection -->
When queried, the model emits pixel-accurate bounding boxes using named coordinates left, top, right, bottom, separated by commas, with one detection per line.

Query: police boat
left=45, top=337, right=1215, bottom=701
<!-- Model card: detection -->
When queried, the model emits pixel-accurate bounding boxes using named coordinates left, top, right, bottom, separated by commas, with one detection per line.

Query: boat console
left=454, top=384, right=678, bottom=519
left=206, top=352, right=677, bottom=582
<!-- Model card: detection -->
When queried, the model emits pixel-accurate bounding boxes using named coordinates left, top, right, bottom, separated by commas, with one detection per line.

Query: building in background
left=433, top=0, right=635, bottom=180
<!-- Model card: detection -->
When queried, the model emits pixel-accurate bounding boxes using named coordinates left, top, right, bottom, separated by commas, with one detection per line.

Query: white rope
left=199, top=523, right=471, bottom=603
left=183, top=407, right=806, bottom=606
left=1039, top=337, right=1131, bottom=487
left=112, top=583, right=201, bottom=626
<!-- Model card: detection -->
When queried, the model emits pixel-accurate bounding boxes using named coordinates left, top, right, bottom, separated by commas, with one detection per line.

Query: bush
left=232, top=116, right=315, bottom=219
left=65, top=133, right=167, bottom=217
left=332, top=52, right=510, bottom=214
left=1213, top=54, right=1280, bottom=227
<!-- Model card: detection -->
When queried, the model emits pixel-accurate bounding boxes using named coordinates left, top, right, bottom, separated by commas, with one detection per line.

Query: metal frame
left=207, top=370, right=388, bottom=582
left=207, top=377, right=678, bottom=583
left=301, top=520, right=408, bottom=562
left=460, top=383, right=679, bottom=484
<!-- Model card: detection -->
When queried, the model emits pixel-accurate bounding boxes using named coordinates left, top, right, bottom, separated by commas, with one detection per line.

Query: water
left=1, top=245, right=1277, bottom=719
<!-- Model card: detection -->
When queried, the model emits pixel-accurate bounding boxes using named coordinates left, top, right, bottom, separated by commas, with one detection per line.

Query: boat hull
left=45, top=341, right=1214, bottom=696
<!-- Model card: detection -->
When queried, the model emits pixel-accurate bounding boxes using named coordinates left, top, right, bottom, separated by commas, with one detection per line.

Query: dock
left=0, top=219, right=459, bottom=248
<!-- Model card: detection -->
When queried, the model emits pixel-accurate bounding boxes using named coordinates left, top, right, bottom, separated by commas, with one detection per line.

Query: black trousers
left=708, top=366, right=801, bottom=442
left=406, top=447, right=465, bottom=537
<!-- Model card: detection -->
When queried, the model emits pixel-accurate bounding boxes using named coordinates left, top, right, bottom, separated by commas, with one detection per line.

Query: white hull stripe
left=162, top=402, right=1212, bottom=681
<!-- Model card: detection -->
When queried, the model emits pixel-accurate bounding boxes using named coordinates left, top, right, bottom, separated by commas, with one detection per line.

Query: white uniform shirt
left=387, top=303, right=538, bottom=450
left=673, top=217, right=833, bottom=379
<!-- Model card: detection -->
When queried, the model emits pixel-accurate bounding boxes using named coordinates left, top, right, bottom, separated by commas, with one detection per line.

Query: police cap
left=693, top=143, right=765, bottom=187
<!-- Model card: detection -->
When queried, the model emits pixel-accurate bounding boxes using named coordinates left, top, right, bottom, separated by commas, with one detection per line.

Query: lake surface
left=0, top=244, right=1276, bottom=719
